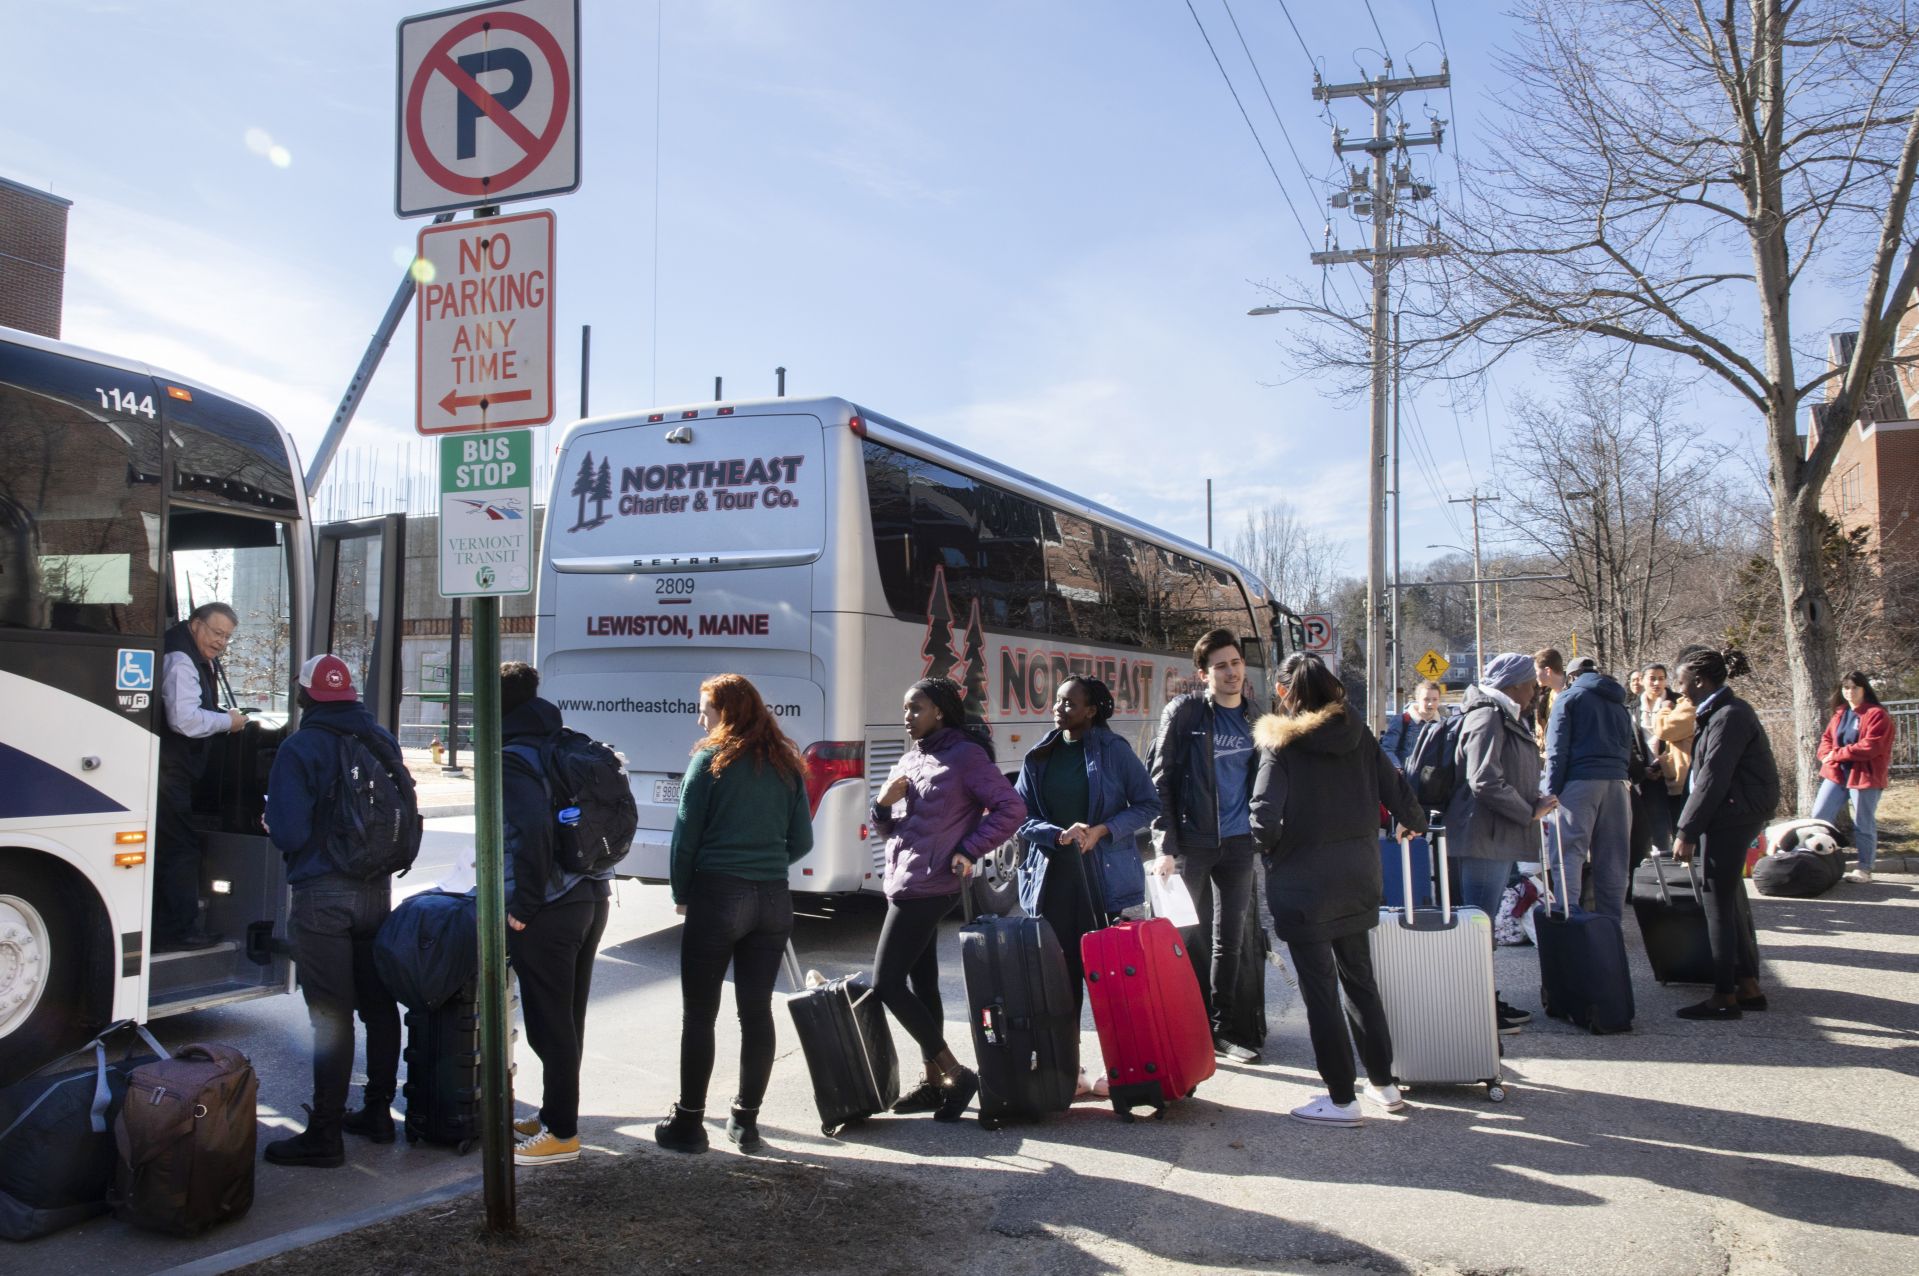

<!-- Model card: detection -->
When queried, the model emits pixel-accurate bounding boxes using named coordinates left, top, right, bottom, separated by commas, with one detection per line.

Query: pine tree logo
left=960, top=596, right=991, bottom=720
left=920, top=565, right=959, bottom=682
left=569, top=451, right=613, bottom=532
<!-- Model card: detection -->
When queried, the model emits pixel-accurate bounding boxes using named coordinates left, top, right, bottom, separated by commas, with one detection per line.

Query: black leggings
left=1701, top=825, right=1762, bottom=996
left=1287, top=931, right=1395, bottom=1106
left=873, top=894, right=955, bottom=1062
left=678, top=873, right=794, bottom=1111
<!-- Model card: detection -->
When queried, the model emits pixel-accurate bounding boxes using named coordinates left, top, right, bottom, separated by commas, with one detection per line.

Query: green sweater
left=669, top=747, right=814, bottom=903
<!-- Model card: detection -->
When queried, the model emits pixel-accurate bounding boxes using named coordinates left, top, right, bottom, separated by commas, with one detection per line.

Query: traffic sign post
left=397, top=0, right=580, bottom=217
left=415, top=210, right=555, bottom=433
left=1415, top=649, right=1451, bottom=682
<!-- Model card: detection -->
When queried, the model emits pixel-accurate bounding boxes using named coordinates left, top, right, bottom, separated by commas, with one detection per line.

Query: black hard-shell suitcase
left=1631, top=854, right=1755, bottom=984
left=0, top=1021, right=165, bottom=1240
left=783, top=949, right=900, bottom=1136
left=402, top=978, right=517, bottom=1153
left=1534, top=814, right=1634, bottom=1034
left=957, top=890, right=1078, bottom=1129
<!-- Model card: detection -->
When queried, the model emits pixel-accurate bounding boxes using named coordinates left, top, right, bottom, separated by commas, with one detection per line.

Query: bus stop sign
left=397, top=0, right=580, bottom=217
left=440, top=429, right=535, bottom=597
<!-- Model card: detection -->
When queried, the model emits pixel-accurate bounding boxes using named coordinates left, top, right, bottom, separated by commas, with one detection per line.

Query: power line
left=1426, top=0, right=1462, bottom=156
left=1272, top=0, right=1320, bottom=76
left=1361, top=1, right=1392, bottom=60
left=1181, top=0, right=1321, bottom=256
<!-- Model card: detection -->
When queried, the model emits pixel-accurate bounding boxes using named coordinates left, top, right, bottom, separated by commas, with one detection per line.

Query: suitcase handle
left=1397, top=829, right=1452, bottom=926
left=1547, top=808, right=1572, bottom=920
left=1074, top=832, right=1114, bottom=931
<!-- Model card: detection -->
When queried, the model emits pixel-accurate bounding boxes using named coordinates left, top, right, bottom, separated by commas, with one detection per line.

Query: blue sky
left=0, top=1, right=1782, bottom=583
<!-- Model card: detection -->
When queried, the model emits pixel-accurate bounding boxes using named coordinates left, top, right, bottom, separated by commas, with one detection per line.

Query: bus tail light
left=115, top=830, right=147, bottom=844
left=114, top=851, right=147, bottom=868
left=802, top=741, right=864, bottom=816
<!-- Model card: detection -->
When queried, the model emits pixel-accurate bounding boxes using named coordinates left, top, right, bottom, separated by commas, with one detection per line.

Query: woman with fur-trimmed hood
left=1250, top=651, right=1427, bottom=1128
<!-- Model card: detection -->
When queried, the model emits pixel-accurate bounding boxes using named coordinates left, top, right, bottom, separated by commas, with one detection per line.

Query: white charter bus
left=0, top=326, right=406, bottom=1084
left=534, top=397, right=1286, bottom=896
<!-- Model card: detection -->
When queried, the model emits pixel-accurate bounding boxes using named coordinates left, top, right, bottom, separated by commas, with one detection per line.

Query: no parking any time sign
left=415, top=209, right=555, bottom=433
left=396, top=0, right=580, bottom=217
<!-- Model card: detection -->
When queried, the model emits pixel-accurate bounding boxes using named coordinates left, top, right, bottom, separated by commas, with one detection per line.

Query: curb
left=421, top=804, right=476, bottom=819
left=151, top=1174, right=482, bottom=1276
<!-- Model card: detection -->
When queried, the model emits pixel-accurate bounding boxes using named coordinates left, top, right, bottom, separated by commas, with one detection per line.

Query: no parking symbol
left=397, top=0, right=580, bottom=216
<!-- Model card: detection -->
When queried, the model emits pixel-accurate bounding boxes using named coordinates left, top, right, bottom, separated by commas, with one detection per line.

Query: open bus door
left=145, top=513, right=406, bottom=1019
left=312, top=514, right=407, bottom=733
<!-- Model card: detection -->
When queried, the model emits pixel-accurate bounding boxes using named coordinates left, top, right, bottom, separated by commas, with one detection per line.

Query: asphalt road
left=14, top=822, right=1919, bottom=1275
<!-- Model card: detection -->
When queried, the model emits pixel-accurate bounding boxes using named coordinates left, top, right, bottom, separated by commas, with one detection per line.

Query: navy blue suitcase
left=1533, top=814, right=1634, bottom=1034
left=1379, top=831, right=1434, bottom=910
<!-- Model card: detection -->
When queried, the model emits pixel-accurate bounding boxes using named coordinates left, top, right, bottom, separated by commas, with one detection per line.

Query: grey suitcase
left=1366, top=831, right=1506, bottom=1101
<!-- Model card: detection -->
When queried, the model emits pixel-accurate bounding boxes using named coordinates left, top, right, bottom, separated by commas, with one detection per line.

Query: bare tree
left=1228, top=501, right=1347, bottom=611
left=1262, top=1, right=1919, bottom=808
left=1491, top=368, right=1759, bottom=673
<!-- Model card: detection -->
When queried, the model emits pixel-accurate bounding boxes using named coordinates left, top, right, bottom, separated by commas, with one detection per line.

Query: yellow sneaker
left=513, top=1116, right=543, bottom=1139
left=514, top=1130, right=580, bottom=1166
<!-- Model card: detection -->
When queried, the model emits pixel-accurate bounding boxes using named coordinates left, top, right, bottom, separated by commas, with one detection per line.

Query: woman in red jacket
left=1813, top=672, right=1895, bottom=883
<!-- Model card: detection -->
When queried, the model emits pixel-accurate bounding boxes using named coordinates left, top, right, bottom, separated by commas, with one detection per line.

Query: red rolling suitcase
left=1077, top=854, right=1215, bottom=1121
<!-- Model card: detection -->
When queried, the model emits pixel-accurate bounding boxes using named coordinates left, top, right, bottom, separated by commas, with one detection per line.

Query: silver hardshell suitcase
left=1366, top=830, right=1506, bottom=1101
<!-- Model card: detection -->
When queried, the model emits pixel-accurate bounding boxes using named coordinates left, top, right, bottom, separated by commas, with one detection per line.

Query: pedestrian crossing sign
left=1415, top=649, right=1450, bottom=681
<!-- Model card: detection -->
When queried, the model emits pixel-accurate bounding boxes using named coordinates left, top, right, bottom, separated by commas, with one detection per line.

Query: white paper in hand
left=1146, top=873, right=1201, bottom=928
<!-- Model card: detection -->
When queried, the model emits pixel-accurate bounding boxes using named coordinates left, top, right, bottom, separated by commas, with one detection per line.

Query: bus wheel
left=0, top=861, right=86, bottom=1086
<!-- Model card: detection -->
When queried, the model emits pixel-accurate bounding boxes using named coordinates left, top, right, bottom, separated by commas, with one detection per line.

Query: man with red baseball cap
left=262, top=652, right=419, bottom=1168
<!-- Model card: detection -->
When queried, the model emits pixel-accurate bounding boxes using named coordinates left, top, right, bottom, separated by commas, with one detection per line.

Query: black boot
left=265, top=1105, right=345, bottom=1168
left=726, top=1101, right=764, bottom=1152
left=654, top=1103, right=708, bottom=1154
left=342, top=1092, right=396, bottom=1144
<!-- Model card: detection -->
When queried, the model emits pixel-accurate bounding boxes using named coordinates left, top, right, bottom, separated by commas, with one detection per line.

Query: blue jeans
left=1456, top=857, right=1512, bottom=938
left=1812, top=780, right=1882, bottom=870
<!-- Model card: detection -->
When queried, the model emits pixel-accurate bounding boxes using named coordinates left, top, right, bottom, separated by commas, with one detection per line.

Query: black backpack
left=315, top=724, right=422, bottom=880
left=1409, top=707, right=1480, bottom=809
left=506, top=728, right=638, bottom=876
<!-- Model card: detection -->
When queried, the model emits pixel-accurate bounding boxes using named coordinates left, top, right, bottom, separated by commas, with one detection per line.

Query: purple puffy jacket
left=869, top=726, right=1026, bottom=900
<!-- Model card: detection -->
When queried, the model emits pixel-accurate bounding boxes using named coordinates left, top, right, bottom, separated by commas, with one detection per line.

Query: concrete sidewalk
left=401, top=748, right=475, bottom=818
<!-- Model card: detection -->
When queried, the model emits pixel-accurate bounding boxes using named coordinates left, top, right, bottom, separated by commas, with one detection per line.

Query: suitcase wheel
left=1487, top=1084, right=1507, bottom=1103
left=458, top=1138, right=475, bottom=1155
left=822, top=1124, right=837, bottom=1137
left=1116, top=1109, right=1135, bottom=1124
left=1184, top=1086, right=1197, bottom=1100
left=980, top=1115, right=1003, bottom=1131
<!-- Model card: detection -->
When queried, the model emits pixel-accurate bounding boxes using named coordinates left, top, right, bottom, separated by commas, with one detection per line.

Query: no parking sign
left=396, top=0, right=580, bottom=216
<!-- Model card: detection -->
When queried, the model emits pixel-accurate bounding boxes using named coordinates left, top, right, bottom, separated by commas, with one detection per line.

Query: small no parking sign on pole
left=397, top=0, right=580, bottom=217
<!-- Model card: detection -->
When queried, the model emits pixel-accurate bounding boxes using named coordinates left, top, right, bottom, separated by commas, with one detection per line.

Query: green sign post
left=437, top=427, right=534, bottom=1231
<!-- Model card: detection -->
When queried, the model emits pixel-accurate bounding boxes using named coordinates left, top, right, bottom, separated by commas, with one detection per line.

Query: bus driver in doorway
left=154, top=601, right=247, bottom=952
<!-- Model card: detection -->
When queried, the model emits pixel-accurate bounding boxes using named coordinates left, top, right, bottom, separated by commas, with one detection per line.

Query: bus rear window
left=0, top=383, right=163, bottom=635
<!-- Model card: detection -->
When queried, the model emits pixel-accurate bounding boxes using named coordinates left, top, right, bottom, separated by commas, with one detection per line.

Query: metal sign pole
left=471, top=589, right=515, bottom=1231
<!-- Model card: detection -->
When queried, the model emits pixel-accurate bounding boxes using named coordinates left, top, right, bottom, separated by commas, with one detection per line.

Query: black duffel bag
left=0, top=1020, right=167, bottom=1240
left=373, top=890, right=479, bottom=1011
left=1752, top=847, right=1844, bottom=898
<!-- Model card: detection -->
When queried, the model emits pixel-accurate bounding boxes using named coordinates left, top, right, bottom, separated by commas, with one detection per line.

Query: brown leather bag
left=110, top=1043, right=257, bottom=1235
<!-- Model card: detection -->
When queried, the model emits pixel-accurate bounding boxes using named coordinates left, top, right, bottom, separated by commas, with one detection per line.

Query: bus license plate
left=653, top=777, right=681, bottom=805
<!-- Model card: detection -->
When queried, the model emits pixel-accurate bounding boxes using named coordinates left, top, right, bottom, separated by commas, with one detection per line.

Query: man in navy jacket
left=262, top=654, right=413, bottom=1168
left=1544, top=656, right=1635, bottom=921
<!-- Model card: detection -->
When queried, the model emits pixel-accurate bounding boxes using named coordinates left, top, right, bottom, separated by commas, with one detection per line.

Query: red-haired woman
left=656, top=674, right=813, bottom=1154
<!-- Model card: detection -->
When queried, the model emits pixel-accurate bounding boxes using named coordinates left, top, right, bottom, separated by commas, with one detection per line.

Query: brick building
left=0, top=175, right=70, bottom=338
left=1811, top=330, right=1919, bottom=619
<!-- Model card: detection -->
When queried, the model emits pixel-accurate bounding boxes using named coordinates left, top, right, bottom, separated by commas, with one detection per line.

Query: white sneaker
left=1846, top=868, right=1873, bottom=884
left=1290, top=1095, right=1363, bottom=1127
left=1361, top=1082, right=1407, bottom=1113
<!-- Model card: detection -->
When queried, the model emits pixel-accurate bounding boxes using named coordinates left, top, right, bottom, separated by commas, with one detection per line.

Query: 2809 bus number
left=655, top=577, right=696, bottom=595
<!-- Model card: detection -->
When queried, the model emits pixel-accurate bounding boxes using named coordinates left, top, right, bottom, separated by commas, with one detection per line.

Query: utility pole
left=1449, top=492, right=1498, bottom=677
left=1390, top=311, right=1402, bottom=712
left=1312, top=58, right=1448, bottom=732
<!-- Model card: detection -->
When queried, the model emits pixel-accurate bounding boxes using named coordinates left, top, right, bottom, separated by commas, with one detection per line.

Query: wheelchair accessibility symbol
left=116, top=648, right=155, bottom=692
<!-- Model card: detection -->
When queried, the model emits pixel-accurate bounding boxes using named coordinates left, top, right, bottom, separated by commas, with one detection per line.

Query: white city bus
left=0, top=326, right=406, bottom=1084
left=534, top=396, right=1286, bottom=896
